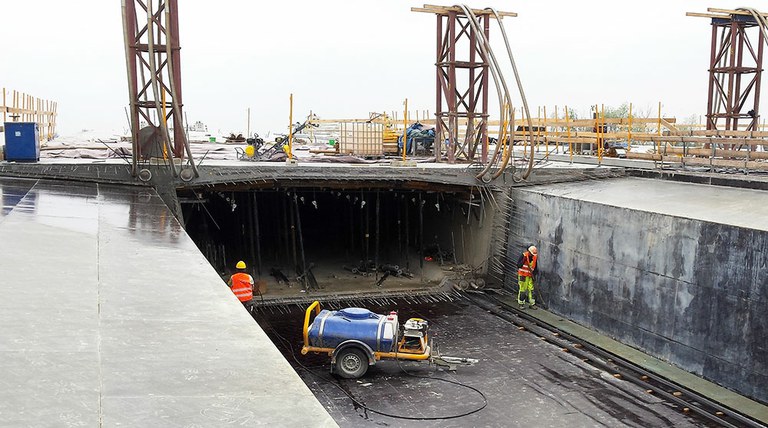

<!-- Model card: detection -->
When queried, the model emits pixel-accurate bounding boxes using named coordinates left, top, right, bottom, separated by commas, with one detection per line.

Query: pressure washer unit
left=301, top=301, right=477, bottom=378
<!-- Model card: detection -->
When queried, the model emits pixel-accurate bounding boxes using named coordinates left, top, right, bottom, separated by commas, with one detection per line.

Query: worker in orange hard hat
left=517, top=245, right=538, bottom=309
left=228, top=260, right=255, bottom=313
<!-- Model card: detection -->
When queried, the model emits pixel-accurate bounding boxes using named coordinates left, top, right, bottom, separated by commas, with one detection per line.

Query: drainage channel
left=467, top=290, right=766, bottom=428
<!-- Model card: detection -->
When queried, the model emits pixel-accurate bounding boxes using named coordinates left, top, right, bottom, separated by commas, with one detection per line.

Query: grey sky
left=2, top=1, right=765, bottom=136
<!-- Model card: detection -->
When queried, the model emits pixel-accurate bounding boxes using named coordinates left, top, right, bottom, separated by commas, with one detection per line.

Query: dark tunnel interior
left=179, top=185, right=493, bottom=289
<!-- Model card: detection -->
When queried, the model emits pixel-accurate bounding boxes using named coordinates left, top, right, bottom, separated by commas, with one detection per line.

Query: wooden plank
left=626, top=152, right=662, bottom=161
left=682, top=156, right=768, bottom=171
left=527, top=131, right=614, bottom=139
left=630, top=134, right=768, bottom=146
left=524, top=136, right=596, bottom=144
left=707, top=7, right=768, bottom=17
left=686, top=12, right=730, bottom=19
left=682, top=129, right=768, bottom=138
left=385, top=116, right=679, bottom=130
left=661, top=155, right=684, bottom=164
left=660, top=118, right=680, bottom=133
left=662, top=146, right=768, bottom=160
left=502, top=117, right=678, bottom=127
left=513, top=130, right=672, bottom=140
left=421, top=4, right=517, bottom=17
left=609, top=149, right=768, bottom=165
left=412, top=5, right=517, bottom=18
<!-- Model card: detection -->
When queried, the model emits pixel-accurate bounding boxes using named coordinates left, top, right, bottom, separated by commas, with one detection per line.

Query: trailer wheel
left=335, top=348, right=368, bottom=379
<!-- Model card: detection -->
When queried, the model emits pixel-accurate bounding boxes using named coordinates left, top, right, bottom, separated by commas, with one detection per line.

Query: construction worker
left=228, top=261, right=255, bottom=312
left=517, top=245, right=538, bottom=309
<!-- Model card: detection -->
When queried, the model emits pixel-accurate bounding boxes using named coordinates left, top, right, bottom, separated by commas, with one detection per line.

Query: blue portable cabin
left=3, top=122, right=40, bottom=161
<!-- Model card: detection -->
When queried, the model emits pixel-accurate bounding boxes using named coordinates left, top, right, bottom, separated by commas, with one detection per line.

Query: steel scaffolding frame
left=122, top=0, right=195, bottom=178
left=414, top=6, right=514, bottom=164
left=435, top=10, right=490, bottom=164
left=703, top=13, right=764, bottom=133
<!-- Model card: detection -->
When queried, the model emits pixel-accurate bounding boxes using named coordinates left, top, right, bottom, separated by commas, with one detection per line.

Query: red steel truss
left=122, top=0, right=191, bottom=177
left=704, top=13, right=764, bottom=132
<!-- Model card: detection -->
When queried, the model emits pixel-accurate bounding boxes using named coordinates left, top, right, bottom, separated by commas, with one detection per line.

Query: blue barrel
left=308, top=307, right=396, bottom=352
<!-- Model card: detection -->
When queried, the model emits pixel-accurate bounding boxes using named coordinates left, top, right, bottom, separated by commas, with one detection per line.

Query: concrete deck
left=525, top=176, right=768, bottom=231
left=0, top=177, right=336, bottom=427
left=0, top=155, right=618, bottom=190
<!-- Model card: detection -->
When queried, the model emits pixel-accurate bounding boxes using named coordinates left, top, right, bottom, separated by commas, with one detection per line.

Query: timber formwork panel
left=339, top=122, right=384, bottom=156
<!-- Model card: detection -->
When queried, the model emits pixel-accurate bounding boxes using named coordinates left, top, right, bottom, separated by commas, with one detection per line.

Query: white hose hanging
left=485, top=7, right=535, bottom=180
left=737, top=8, right=768, bottom=42
left=456, top=5, right=535, bottom=182
left=455, top=5, right=512, bottom=182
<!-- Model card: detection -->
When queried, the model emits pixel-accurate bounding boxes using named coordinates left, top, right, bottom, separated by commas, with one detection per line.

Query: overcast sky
left=2, top=1, right=765, bottom=136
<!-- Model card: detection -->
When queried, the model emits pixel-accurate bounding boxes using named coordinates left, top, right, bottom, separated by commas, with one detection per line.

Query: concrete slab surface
left=526, top=176, right=768, bottom=232
left=0, top=177, right=337, bottom=427
left=256, top=299, right=716, bottom=427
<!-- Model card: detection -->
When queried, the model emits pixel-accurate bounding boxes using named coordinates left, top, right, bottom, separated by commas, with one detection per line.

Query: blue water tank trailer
left=302, top=301, right=476, bottom=379
left=4, top=122, right=40, bottom=161
left=307, top=307, right=397, bottom=352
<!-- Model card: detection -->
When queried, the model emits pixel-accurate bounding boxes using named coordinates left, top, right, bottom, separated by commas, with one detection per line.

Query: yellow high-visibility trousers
left=517, top=275, right=535, bottom=306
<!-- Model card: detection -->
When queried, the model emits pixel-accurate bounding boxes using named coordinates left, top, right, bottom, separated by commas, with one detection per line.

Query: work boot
left=529, top=304, right=538, bottom=310
left=519, top=303, right=526, bottom=310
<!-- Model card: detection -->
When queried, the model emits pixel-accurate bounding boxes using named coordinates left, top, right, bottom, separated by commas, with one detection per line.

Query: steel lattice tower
left=122, top=0, right=195, bottom=179
left=414, top=6, right=505, bottom=164
left=704, top=13, right=764, bottom=132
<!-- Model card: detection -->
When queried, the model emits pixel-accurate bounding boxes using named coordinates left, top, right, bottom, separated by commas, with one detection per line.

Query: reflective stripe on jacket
left=230, top=272, right=254, bottom=302
left=517, top=251, right=538, bottom=277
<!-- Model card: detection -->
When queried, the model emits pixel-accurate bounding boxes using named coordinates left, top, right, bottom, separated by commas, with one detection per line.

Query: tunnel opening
left=179, top=183, right=497, bottom=298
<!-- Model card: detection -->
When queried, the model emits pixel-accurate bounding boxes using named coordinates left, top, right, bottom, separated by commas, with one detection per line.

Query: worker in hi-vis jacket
left=228, top=261, right=255, bottom=312
left=517, top=245, right=538, bottom=309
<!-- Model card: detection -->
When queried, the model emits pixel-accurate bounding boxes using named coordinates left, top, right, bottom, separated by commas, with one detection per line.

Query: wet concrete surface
left=528, top=176, right=768, bottom=232
left=255, top=298, right=715, bottom=427
left=0, top=177, right=336, bottom=427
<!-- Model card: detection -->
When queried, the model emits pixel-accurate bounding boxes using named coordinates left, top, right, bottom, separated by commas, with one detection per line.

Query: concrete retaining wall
left=508, top=187, right=768, bottom=403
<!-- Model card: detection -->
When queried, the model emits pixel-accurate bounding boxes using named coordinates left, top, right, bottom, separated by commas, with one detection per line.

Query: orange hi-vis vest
left=230, top=272, right=253, bottom=302
left=518, top=251, right=537, bottom=277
